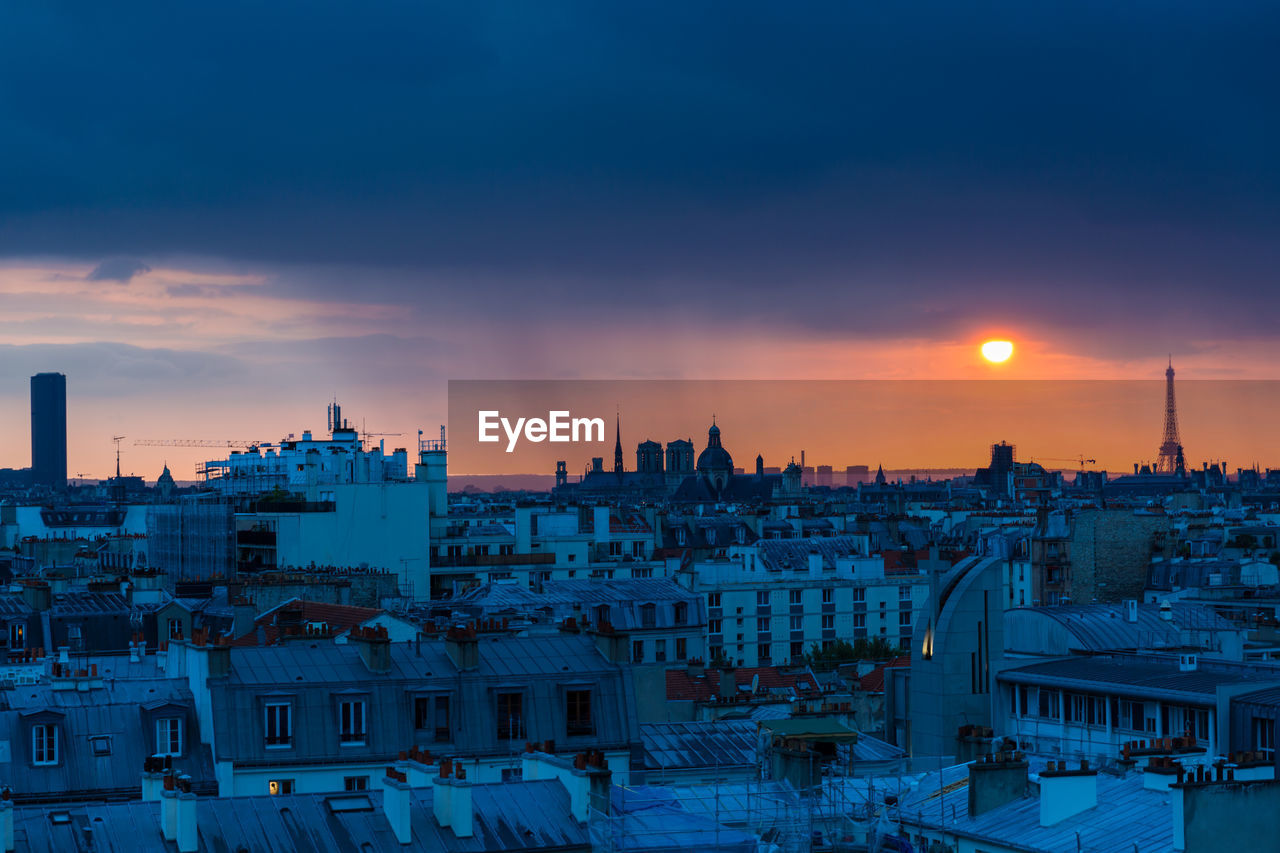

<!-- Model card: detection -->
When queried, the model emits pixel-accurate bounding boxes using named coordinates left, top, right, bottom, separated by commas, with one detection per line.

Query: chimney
left=141, top=756, right=167, bottom=802
left=718, top=665, right=738, bottom=700
left=382, top=766, right=412, bottom=845
left=1124, top=599, right=1138, bottom=623
left=403, top=748, right=436, bottom=789
left=232, top=596, right=257, bottom=637
left=0, top=788, right=13, bottom=853
left=968, top=753, right=1029, bottom=817
left=808, top=549, right=823, bottom=576
left=19, top=581, right=51, bottom=612
left=589, top=623, right=629, bottom=665
left=1038, top=760, right=1098, bottom=826
left=1160, top=601, right=1174, bottom=622
left=686, top=657, right=705, bottom=678
left=433, top=760, right=454, bottom=829
left=160, top=773, right=178, bottom=842
left=351, top=625, right=392, bottom=674
left=449, top=774, right=474, bottom=838
left=444, top=626, right=479, bottom=671
left=175, top=776, right=198, bottom=853
left=129, top=636, right=140, bottom=663
left=1143, top=756, right=1185, bottom=792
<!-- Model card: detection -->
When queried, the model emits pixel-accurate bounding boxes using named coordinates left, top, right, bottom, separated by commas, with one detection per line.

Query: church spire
left=613, top=413, right=624, bottom=474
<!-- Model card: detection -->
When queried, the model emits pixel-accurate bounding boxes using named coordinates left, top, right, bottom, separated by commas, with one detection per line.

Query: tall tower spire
left=1157, top=358, right=1182, bottom=473
left=613, top=412, right=624, bottom=474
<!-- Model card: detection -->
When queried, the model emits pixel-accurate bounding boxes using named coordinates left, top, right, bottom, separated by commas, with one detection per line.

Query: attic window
left=49, top=812, right=72, bottom=825
left=89, top=735, right=112, bottom=756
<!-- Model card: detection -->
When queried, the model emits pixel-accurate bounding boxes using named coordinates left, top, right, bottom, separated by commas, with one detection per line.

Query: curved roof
left=1004, top=603, right=1235, bottom=654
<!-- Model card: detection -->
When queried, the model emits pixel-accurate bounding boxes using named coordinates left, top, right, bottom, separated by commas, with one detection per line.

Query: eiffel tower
left=1156, top=357, right=1183, bottom=473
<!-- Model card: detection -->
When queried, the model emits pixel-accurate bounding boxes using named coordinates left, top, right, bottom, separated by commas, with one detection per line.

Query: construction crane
left=133, top=439, right=270, bottom=448
left=1035, top=455, right=1097, bottom=471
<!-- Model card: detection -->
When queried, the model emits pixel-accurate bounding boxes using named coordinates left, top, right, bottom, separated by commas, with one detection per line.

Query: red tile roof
left=858, top=654, right=911, bottom=693
left=666, top=666, right=823, bottom=702
left=229, top=598, right=384, bottom=647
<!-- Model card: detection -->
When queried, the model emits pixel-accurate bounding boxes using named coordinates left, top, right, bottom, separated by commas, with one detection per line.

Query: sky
left=1, top=2, right=1278, bottom=478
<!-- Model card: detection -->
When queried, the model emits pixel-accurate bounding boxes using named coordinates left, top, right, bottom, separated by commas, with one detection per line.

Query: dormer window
left=640, top=603, right=657, bottom=628
left=339, top=699, right=367, bottom=746
left=265, top=701, right=293, bottom=748
left=156, top=718, right=184, bottom=757
left=32, top=724, right=58, bottom=766
left=9, top=623, right=24, bottom=650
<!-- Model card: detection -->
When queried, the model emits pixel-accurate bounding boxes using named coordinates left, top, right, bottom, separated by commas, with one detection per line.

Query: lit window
left=10, top=623, right=24, bottom=650
left=268, top=779, right=294, bottom=795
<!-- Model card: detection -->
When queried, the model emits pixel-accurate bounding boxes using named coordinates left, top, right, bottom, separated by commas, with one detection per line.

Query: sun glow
left=981, top=340, right=1014, bottom=363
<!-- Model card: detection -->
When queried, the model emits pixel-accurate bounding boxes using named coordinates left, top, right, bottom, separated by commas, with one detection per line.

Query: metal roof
left=1005, top=603, right=1237, bottom=654
left=12, top=780, right=590, bottom=852
left=640, top=721, right=757, bottom=772
left=997, top=656, right=1280, bottom=705
left=896, top=760, right=1175, bottom=853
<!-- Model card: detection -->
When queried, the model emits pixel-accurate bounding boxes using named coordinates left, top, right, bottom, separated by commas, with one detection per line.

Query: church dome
left=696, top=421, right=733, bottom=475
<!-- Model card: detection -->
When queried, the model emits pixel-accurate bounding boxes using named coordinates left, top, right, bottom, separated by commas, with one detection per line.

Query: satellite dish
left=751, top=673, right=760, bottom=694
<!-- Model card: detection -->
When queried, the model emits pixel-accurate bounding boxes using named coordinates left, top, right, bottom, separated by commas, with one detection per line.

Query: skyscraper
left=30, top=372, right=67, bottom=489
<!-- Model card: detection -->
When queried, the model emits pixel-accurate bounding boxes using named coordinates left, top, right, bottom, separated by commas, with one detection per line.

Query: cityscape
left=0, top=363, right=1277, bottom=851
left=3, top=3, right=1279, bottom=852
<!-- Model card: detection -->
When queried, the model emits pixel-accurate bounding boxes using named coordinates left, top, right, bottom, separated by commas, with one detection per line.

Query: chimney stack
left=0, top=788, right=13, bottom=853
left=449, top=773, right=474, bottom=838
left=444, top=626, right=479, bottom=671
left=433, top=760, right=454, bottom=830
left=175, top=775, right=198, bottom=853
left=160, top=773, right=179, bottom=842
left=351, top=625, right=392, bottom=674
left=382, top=766, right=412, bottom=845
left=718, top=665, right=737, bottom=700
left=1039, top=760, right=1097, bottom=826
left=968, top=753, right=1029, bottom=817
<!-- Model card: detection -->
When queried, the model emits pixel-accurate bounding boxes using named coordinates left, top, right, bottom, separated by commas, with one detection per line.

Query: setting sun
left=981, top=340, right=1014, bottom=363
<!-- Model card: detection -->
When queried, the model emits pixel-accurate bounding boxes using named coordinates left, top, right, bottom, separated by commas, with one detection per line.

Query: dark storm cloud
left=86, top=258, right=151, bottom=283
left=1, top=1, right=1277, bottom=346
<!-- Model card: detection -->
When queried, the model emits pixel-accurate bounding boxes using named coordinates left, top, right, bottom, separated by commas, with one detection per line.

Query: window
left=757, top=617, right=769, bottom=633
left=268, top=779, right=294, bottom=795
left=673, top=602, right=688, bottom=625
left=1253, top=717, right=1275, bottom=757
left=707, top=593, right=722, bottom=608
left=67, top=623, right=83, bottom=651
left=343, top=776, right=369, bottom=792
left=632, top=541, right=644, bottom=558
left=156, top=718, right=183, bottom=756
left=1017, top=685, right=1029, bottom=717
left=32, top=724, right=58, bottom=766
left=853, top=614, right=866, bottom=629
left=1037, top=689, right=1059, bottom=719
left=821, top=615, right=834, bottom=630
left=414, top=696, right=430, bottom=731
left=789, top=590, right=802, bottom=605
left=434, top=696, right=451, bottom=741
left=497, top=693, right=525, bottom=740
left=757, top=591, right=770, bottom=606
left=789, top=615, right=802, bottom=631
left=655, top=639, right=667, bottom=662
left=757, top=643, right=771, bottom=662
left=640, top=603, right=657, bottom=628
left=899, top=585, right=912, bottom=601
left=708, top=619, right=722, bottom=635
left=632, top=639, right=645, bottom=663
left=567, top=690, right=593, bottom=736
left=89, top=735, right=112, bottom=756
left=609, top=541, right=623, bottom=556
left=10, top=623, right=24, bottom=650
left=675, top=637, right=687, bottom=661
left=898, top=610, right=912, bottom=626
left=339, top=699, right=366, bottom=745
left=853, top=588, right=866, bottom=603
left=822, top=589, right=833, bottom=604
left=789, top=641, right=803, bottom=660
left=265, top=702, right=292, bottom=748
